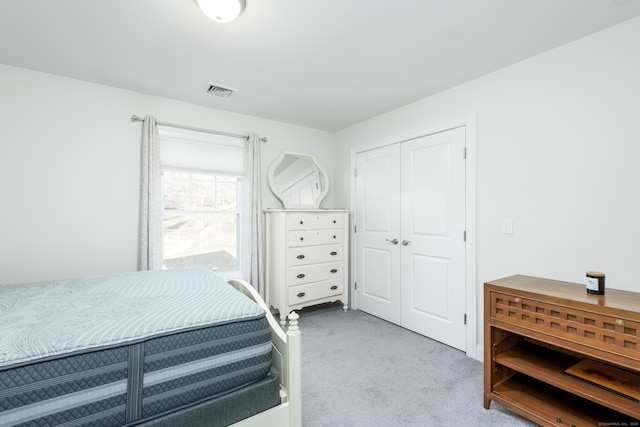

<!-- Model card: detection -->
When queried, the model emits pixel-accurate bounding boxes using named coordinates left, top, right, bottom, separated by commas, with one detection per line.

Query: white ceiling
left=2, top=0, right=640, bottom=132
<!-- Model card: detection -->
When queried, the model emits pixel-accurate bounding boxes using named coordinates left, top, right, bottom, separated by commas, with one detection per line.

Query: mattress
left=0, top=268, right=274, bottom=426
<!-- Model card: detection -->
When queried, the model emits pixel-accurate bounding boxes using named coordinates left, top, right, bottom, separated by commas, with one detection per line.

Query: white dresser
left=265, top=209, right=349, bottom=324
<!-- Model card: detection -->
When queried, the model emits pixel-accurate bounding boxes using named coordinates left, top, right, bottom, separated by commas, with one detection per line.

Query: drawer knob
left=330, top=269, right=338, bottom=273
left=555, top=418, right=561, bottom=423
left=300, top=237, right=304, bottom=241
left=300, top=220, right=304, bottom=224
left=330, top=251, right=338, bottom=256
left=333, top=235, right=337, bottom=239
left=514, top=297, right=522, bottom=303
left=616, top=319, right=625, bottom=326
left=330, top=285, right=338, bottom=290
left=333, top=220, right=336, bottom=223
left=297, top=292, right=305, bottom=298
left=296, top=254, right=305, bottom=260
left=297, top=273, right=306, bottom=279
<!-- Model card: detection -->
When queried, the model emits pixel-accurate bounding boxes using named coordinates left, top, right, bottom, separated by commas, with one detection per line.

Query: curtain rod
left=130, top=115, right=268, bottom=143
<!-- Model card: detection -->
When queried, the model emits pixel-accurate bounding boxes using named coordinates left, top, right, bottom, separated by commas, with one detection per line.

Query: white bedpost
left=286, top=311, right=302, bottom=427
left=227, top=279, right=303, bottom=427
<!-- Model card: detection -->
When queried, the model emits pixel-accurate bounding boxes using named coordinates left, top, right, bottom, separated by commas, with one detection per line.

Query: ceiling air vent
left=206, top=82, right=238, bottom=98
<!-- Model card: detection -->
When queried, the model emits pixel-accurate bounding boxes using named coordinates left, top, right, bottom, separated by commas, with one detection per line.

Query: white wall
left=2, top=15, right=639, bottom=352
left=334, top=16, right=640, bottom=349
left=0, top=64, right=335, bottom=285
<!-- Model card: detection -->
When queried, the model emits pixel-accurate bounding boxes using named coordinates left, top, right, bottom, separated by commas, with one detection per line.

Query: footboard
left=228, top=279, right=302, bottom=427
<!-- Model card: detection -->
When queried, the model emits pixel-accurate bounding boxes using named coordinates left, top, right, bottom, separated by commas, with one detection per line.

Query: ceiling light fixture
left=195, top=0, right=246, bottom=23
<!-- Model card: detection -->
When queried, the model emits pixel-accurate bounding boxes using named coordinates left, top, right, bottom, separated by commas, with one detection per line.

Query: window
left=158, top=126, right=246, bottom=277
left=162, top=171, right=243, bottom=273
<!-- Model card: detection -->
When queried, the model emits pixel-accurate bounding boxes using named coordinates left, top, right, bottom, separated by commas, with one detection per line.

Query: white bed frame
left=228, top=279, right=302, bottom=427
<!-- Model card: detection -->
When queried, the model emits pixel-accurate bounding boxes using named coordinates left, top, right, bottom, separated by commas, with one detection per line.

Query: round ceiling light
left=195, top=0, right=246, bottom=24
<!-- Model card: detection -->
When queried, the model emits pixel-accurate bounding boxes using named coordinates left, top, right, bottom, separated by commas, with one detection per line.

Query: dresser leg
left=279, top=316, right=287, bottom=327
left=343, top=303, right=348, bottom=312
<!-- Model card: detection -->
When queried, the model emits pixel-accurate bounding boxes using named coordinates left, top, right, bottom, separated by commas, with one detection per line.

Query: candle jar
left=586, top=271, right=605, bottom=295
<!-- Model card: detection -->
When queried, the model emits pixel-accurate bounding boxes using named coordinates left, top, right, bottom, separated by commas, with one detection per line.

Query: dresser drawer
left=288, top=279, right=344, bottom=305
left=287, top=212, right=345, bottom=230
left=288, top=261, right=343, bottom=285
left=287, top=244, right=344, bottom=266
left=490, top=290, right=640, bottom=361
left=288, top=229, right=343, bottom=247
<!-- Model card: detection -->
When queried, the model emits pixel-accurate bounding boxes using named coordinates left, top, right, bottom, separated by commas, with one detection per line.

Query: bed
left=0, top=267, right=301, bottom=427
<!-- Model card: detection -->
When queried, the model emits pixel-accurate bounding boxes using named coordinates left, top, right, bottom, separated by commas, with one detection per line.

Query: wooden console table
left=484, top=275, right=640, bottom=426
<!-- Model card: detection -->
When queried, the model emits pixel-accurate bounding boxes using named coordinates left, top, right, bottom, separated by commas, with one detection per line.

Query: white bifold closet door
left=355, top=127, right=467, bottom=351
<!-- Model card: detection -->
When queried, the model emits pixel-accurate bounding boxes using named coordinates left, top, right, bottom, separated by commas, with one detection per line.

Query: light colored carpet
left=298, top=303, right=538, bottom=427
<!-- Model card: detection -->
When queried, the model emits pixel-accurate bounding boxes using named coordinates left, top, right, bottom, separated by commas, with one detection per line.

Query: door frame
left=349, top=113, right=478, bottom=360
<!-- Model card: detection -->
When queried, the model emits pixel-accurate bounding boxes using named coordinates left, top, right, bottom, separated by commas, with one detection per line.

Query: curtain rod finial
left=131, top=114, right=141, bottom=122
left=260, top=137, right=268, bottom=143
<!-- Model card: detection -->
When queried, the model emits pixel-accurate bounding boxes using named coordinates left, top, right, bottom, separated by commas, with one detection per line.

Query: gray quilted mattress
left=0, top=268, right=274, bottom=426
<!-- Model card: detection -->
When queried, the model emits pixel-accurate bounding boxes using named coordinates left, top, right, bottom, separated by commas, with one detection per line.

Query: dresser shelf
left=484, top=275, right=640, bottom=426
left=493, top=375, right=631, bottom=426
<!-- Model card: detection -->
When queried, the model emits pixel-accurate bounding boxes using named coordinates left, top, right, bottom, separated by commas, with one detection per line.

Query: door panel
left=355, top=145, right=401, bottom=324
left=362, top=247, right=393, bottom=302
left=400, top=127, right=466, bottom=350
left=410, top=254, right=450, bottom=320
left=411, top=143, right=450, bottom=236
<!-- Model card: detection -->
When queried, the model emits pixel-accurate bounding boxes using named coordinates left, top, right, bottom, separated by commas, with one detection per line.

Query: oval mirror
left=267, top=151, right=329, bottom=208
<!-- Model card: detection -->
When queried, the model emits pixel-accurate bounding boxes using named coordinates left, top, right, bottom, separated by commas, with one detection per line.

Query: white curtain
left=244, top=133, right=265, bottom=296
left=138, top=115, right=163, bottom=270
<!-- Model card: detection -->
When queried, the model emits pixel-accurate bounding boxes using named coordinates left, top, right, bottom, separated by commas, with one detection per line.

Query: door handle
left=401, top=240, right=411, bottom=246
left=386, top=238, right=399, bottom=245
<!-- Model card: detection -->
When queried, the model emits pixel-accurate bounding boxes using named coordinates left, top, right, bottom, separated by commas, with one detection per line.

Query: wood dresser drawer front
left=287, top=244, right=344, bottom=266
left=288, top=262, right=343, bottom=285
left=491, top=291, right=640, bottom=360
left=288, top=229, right=344, bottom=247
left=288, top=279, right=344, bottom=304
left=287, top=213, right=345, bottom=230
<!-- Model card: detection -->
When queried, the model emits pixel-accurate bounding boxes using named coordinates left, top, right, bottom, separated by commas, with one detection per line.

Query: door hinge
left=464, top=313, right=467, bottom=325
left=355, top=281, right=358, bottom=290
left=463, top=147, right=467, bottom=159
left=354, top=225, right=357, bottom=233
left=354, top=168, right=358, bottom=177
left=463, top=230, right=467, bottom=241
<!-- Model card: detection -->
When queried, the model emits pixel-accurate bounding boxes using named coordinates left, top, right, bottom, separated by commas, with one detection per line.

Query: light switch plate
left=502, top=218, right=514, bottom=235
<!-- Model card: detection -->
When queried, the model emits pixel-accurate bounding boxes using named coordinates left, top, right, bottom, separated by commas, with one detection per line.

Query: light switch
left=502, top=218, right=514, bottom=235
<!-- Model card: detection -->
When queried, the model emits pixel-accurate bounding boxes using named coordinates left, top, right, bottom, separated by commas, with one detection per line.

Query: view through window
left=162, top=170, right=241, bottom=273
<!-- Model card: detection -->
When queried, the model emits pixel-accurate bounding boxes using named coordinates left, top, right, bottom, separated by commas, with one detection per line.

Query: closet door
left=354, top=144, right=401, bottom=324
left=399, top=127, right=466, bottom=350
left=354, top=126, right=467, bottom=351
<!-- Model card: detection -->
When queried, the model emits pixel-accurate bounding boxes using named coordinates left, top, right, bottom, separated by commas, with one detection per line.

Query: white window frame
left=157, top=126, right=247, bottom=280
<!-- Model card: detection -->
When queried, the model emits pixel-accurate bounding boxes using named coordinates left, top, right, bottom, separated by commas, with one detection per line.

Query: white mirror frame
left=267, top=150, right=330, bottom=209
